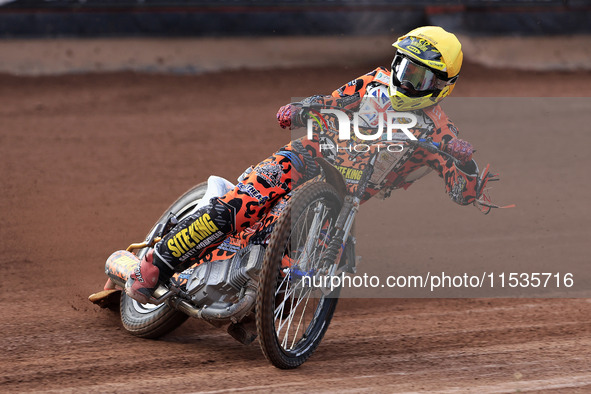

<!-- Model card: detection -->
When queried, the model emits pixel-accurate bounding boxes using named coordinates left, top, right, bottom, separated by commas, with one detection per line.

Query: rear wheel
left=256, top=181, right=343, bottom=369
left=120, top=182, right=208, bottom=338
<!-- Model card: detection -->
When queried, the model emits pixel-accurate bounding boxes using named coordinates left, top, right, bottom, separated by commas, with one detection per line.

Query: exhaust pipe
left=175, top=285, right=257, bottom=324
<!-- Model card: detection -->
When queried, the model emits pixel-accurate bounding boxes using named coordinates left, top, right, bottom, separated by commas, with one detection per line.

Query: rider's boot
left=124, top=198, right=236, bottom=304
left=125, top=249, right=173, bottom=304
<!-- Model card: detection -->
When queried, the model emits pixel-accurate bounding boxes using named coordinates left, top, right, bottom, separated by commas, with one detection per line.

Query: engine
left=185, top=245, right=264, bottom=309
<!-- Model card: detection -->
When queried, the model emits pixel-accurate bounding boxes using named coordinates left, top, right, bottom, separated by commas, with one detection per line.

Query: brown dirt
left=1, top=62, right=591, bottom=392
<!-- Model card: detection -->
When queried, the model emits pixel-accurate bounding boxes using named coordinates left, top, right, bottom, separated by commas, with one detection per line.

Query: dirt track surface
left=1, top=63, right=591, bottom=392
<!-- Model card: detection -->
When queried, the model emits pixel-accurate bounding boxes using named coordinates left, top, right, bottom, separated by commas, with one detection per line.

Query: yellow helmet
left=388, top=26, right=463, bottom=111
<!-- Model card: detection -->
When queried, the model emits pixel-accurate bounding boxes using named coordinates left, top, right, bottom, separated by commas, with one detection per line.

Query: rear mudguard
left=105, top=250, right=139, bottom=288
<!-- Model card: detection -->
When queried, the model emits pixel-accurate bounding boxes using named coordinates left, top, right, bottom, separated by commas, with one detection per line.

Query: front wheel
left=120, top=182, right=208, bottom=338
left=256, top=181, right=343, bottom=369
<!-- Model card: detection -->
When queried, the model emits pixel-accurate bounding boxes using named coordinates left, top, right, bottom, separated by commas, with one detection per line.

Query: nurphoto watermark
left=306, top=106, right=418, bottom=153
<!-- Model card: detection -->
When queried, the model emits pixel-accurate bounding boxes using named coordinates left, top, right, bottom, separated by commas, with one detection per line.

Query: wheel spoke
left=273, top=195, right=339, bottom=353
left=289, top=282, right=314, bottom=349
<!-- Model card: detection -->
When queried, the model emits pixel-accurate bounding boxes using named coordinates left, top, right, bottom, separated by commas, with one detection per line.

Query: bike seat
left=195, top=176, right=235, bottom=210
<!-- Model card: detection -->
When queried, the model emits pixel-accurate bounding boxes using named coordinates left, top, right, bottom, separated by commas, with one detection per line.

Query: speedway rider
left=126, top=26, right=483, bottom=304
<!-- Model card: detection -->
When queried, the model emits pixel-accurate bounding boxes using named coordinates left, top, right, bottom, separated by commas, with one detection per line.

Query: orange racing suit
left=151, top=67, right=483, bottom=277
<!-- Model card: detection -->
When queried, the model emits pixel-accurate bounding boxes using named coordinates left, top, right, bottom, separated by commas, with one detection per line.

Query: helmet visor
left=392, top=54, right=452, bottom=94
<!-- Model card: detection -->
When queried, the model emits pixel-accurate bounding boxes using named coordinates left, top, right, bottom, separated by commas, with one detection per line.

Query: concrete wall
left=1, top=34, right=589, bottom=76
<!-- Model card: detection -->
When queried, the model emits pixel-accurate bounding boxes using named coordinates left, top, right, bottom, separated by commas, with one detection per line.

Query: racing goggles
left=391, top=54, right=456, bottom=95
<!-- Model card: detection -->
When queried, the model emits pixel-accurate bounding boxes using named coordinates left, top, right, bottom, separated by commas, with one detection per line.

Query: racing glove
left=276, top=104, right=304, bottom=129
left=277, top=93, right=362, bottom=129
left=443, top=138, right=474, bottom=165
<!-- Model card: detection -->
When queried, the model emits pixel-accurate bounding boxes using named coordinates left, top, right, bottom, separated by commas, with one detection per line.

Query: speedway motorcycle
left=90, top=105, right=507, bottom=369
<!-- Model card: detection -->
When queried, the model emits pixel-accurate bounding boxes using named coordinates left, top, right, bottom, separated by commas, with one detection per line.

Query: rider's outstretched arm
left=277, top=67, right=388, bottom=129
left=427, top=151, right=482, bottom=206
